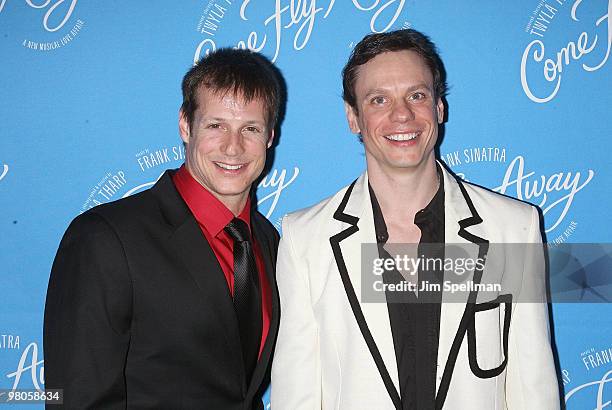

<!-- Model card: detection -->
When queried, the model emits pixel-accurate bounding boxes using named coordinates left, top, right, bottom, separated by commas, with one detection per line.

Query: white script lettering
left=257, top=167, right=300, bottom=218
left=0, top=164, right=8, bottom=182
left=564, top=369, right=612, bottom=410
left=495, top=156, right=594, bottom=232
left=520, top=0, right=610, bottom=103
left=6, top=342, right=44, bottom=392
left=194, top=0, right=406, bottom=63
left=0, top=0, right=78, bottom=32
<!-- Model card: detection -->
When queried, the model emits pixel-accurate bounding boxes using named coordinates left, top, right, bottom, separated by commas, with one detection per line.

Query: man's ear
left=267, top=129, right=275, bottom=149
left=344, top=102, right=361, bottom=134
left=178, top=110, right=190, bottom=144
left=436, top=97, right=445, bottom=124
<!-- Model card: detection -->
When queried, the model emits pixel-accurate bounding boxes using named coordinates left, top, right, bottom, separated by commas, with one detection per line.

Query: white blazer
left=271, top=165, right=560, bottom=410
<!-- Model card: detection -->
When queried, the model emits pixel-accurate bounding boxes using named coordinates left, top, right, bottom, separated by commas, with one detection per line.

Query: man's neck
left=184, top=165, right=249, bottom=216
left=221, top=196, right=249, bottom=217
left=367, top=157, right=439, bottom=223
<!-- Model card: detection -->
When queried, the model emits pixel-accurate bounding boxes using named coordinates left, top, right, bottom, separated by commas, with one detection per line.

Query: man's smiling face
left=179, top=86, right=273, bottom=212
left=345, top=50, right=444, bottom=176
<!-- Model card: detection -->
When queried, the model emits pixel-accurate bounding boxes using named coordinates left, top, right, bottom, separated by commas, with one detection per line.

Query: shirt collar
left=416, top=166, right=445, bottom=226
left=369, top=163, right=445, bottom=243
left=172, top=165, right=252, bottom=238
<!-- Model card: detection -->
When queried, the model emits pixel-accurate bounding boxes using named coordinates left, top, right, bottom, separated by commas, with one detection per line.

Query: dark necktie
left=224, top=218, right=262, bottom=383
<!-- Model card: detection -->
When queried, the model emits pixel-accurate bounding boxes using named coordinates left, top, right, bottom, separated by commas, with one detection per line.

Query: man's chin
left=378, top=157, right=427, bottom=169
left=213, top=183, right=253, bottom=198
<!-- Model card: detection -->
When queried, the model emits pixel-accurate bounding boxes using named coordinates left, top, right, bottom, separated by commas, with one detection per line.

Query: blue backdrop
left=1, top=1, right=610, bottom=408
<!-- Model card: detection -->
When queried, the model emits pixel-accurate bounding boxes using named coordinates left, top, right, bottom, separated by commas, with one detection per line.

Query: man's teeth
left=385, top=133, right=418, bottom=141
left=216, top=162, right=244, bottom=170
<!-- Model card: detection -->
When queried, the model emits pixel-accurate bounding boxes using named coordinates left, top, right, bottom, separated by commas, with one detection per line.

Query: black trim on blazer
left=434, top=178, right=491, bottom=410
left=467, top=294, right=512, bottom=379
left=329, top=175, right=505, bottom=410
left=330, top=180, right=403, bottom=410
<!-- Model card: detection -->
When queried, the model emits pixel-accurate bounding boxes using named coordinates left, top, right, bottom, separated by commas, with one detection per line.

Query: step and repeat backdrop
left=1, top=1, right=610, bottom=408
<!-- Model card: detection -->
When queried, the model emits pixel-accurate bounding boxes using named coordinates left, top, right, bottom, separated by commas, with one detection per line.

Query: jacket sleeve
left=43, top=212, right=132, bottom=409
left=270, top=215, right=322, bottom=409
left=505, top=206, right=561, bottom=409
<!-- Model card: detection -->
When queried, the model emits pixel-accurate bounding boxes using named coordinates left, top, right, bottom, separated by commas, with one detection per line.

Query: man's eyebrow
left=200, top=117, right=266, bottom=126
left=405, top=83, right=434, bottom=93
left=363, top=83, right=434, bottom=98
left=363, top=88, right=388, bottom=98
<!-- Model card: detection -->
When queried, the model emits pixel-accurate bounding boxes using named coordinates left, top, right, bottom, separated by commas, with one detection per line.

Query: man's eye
left=410, top=92, right=426, bottom=101
left=207, top=123, right=221, bottom=129
left=371, top=96, right=386, bottom=105
left=244, top=126, right=261, bottom=133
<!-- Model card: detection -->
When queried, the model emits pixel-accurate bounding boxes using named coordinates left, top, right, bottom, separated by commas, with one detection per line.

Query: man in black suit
left=44, top=48, right=281, bottom=409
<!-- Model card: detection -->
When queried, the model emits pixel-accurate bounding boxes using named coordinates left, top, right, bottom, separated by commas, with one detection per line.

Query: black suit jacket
left=44, top=171, right=280, bottom=409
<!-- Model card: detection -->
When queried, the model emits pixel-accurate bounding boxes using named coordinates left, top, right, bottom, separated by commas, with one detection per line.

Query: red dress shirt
left=172, top=165, right=271, bottom=358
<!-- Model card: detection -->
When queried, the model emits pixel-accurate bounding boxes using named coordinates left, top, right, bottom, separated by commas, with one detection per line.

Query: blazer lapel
left=151, top=171, right=245, bottom=391
left=330, top=173, right=402, bottom=410
left=246, top=215, right=279, bottom=400
left=435, top=164, right=490, bottom=410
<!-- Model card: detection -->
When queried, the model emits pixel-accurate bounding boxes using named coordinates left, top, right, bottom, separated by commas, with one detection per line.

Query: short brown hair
left=342, top=29, right=447, bottom=109
left=180, top=48, right=281, bottom=130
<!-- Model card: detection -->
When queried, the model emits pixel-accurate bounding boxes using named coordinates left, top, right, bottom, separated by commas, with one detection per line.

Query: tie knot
left=224, top=218, right=251, bottom=243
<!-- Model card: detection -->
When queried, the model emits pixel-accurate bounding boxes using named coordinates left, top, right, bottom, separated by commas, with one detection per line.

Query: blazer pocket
left=467, top=294, right=512, bottom=379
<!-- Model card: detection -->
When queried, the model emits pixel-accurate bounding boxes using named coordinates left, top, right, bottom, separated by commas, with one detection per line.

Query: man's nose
left=221, top=129, right=246, bottom=156
left=390, top=100, right=415, bottom=122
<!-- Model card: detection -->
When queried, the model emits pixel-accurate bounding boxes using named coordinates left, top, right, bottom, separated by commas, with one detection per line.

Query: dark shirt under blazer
left=370, top=173, right=445, bottom=410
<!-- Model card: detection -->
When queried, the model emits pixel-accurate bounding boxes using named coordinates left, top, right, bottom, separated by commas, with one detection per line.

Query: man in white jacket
left=271, top=29, right=560, bottom=410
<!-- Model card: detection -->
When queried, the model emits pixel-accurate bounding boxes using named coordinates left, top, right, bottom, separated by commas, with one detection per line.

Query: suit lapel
left=435, top=164, right=490, bottom=409
left=170, top=220, right=243, bottom=363
left=330, top=173, right=402, bottom=410
left=246, top=214, right=279, bottom=400
left=151, top=171, right=245, bottom=391
left=329, top=166, right=492, bottom=409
